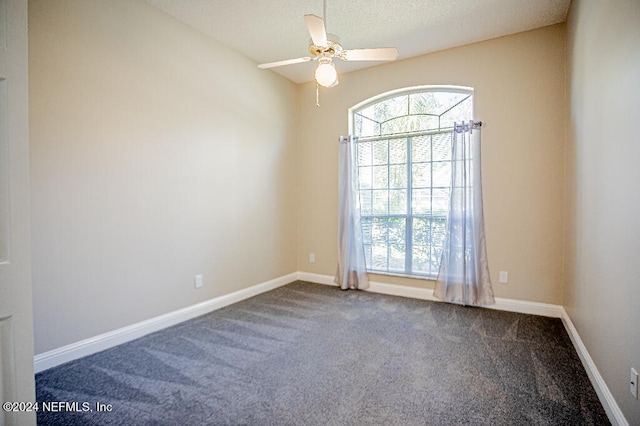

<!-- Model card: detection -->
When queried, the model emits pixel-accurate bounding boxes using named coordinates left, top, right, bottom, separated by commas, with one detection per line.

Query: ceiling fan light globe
left=315, top=61, right=338, bottom=87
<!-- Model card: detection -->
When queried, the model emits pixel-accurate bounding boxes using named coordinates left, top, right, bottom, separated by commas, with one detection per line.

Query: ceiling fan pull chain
left=316, top=83, right=320, bottom=107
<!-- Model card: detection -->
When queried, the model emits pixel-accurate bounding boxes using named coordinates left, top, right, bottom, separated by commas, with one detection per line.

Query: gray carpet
left=36, top=281, right=610, bottom=425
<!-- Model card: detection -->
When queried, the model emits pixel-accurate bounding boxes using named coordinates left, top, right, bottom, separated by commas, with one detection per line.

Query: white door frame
left=0, top=0, right=36, bottom=424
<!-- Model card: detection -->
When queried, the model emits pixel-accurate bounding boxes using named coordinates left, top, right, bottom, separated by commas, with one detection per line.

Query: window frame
left=349, top=86, right=474, bottom=280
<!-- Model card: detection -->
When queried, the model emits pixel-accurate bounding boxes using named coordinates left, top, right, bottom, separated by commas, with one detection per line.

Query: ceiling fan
left=257, top=11, right=399, bottom=89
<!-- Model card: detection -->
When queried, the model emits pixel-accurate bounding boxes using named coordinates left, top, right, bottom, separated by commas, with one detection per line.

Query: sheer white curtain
left=434, top=122, right=494, bottom=306
left=335, top=135, right=369, bottom=290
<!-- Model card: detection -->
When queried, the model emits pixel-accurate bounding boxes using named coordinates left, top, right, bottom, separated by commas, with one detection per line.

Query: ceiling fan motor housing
left=309, top=39, right=343, bottom=59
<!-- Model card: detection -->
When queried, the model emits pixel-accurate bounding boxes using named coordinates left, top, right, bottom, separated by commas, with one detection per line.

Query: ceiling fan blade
left=257, top=57, right=313, bottom=69
left=304, top=14, right=327, bottom=47
left=342, top=47, right=399, bottom=61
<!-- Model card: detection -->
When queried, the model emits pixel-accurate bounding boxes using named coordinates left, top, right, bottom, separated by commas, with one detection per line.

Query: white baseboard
left=560, top=307, right=628, bottom=426
left=299, top=272, right=563, bottom=317
left=33, top=272, right=298, bottom=373
left=34, top=271, right=627, bottom=426
left=488, top=297, right=563, bottom=318
left=297, top=272, right=335, bottom=286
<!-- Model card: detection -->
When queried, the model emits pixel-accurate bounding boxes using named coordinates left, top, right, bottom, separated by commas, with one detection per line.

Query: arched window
left=349, top=86, right=473, bottom=278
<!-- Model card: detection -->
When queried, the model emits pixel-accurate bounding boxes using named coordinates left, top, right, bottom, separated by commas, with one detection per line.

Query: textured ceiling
left=146, top=0, right=571, bottom=84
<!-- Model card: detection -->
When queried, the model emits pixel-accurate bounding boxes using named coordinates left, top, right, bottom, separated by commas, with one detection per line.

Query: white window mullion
left=429, top=134, right=435, bottom=276
left=406, top=136, right=413, bottom=275
left=386, top=139, right=391, bottom=272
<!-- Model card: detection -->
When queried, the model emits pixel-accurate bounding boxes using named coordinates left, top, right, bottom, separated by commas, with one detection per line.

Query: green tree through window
left=351, top=87, right=473, bottom=278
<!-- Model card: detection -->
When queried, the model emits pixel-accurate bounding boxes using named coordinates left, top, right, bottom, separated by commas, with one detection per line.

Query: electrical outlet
left=309, top=253, right=315, bottom=263
left=631, top=368, right=638, bottom=399
left=499, top=271, right=508, bottom=284
left=194, top=274, right=203, bottom=289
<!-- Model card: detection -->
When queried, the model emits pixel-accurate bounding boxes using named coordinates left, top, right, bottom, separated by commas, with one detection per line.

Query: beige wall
left=29, top=0, right=299, bottom=354
left=565, top=0, right=640, bottom=423
left=297, top=24, right=566, bottom=305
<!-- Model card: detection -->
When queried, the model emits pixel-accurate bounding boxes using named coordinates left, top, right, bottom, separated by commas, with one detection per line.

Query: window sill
left=367, top=271, right=437, bottom=282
